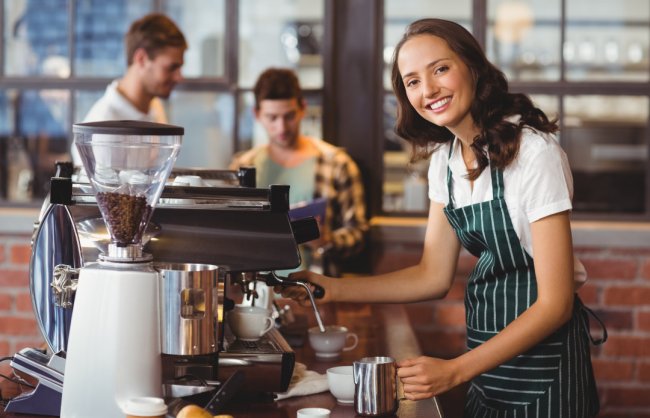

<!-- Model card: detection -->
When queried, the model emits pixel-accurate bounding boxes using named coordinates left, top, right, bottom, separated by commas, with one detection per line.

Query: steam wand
left=258, top=271, right=326, bottom=333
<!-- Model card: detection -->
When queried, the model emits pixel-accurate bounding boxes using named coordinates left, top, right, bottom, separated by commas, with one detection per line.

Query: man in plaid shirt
left=230, top=68, right=368, bottom=275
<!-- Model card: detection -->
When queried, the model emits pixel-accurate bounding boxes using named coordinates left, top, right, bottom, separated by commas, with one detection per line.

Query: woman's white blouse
left=428, top=128, right=587, bottom=283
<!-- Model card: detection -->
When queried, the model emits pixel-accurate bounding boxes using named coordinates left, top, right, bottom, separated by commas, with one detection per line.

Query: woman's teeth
left=429, top=97, right=450, bottom=110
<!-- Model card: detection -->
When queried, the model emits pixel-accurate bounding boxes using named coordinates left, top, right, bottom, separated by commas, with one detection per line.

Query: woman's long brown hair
left=391, top=18, right=558, bottom=180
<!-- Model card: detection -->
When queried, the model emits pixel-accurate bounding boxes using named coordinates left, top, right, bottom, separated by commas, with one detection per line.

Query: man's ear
left=132, top=48, right=149, bottom=67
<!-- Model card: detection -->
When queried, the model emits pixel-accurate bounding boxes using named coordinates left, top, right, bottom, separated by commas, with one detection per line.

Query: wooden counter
left=0, top=303, right=442, bottom=418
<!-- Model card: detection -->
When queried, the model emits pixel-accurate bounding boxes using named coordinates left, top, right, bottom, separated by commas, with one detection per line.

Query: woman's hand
left=273, top=269, right=335, bottom=305
left=397, top=356, right=464, bottom=400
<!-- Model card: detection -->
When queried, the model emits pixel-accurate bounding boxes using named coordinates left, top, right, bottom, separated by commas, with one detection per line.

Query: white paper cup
left=121, top=397, right=167, bottom=418
left=297, top=407, right=330, bottom=418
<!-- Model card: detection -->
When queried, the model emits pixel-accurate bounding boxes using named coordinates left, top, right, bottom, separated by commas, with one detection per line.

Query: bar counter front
left=0, top=303, right=443, bottom=418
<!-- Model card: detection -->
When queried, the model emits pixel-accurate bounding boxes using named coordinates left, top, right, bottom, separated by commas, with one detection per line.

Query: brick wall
left=371, top=239, right=650, bottom=417
left=0, top=233, right=44, bottom=358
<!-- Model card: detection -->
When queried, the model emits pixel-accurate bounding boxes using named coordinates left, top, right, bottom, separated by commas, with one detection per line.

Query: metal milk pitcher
left=353, top=356, right=399, bottom=416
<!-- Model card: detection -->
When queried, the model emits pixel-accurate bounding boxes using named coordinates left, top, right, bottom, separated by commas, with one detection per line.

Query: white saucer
left=336, top=399, right=354, bottom=405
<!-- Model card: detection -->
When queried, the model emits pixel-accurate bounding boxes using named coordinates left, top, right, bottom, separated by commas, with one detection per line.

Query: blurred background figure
left=230, top=68, right=368, bottom=276
left=71, top=12, right=187, bottom=166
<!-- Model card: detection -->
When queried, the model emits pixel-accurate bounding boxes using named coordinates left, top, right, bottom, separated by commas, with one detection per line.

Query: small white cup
left=121, top=396, right=167, bottom=418
left=173, top=175, right=204, bottom=187
left=297, top=407, right=330, bottom=418
left=227, top=305, right=275, bottom=341
left=308, top=325, right=358, bottom=359
left=327, top=365, right=354, bottom=404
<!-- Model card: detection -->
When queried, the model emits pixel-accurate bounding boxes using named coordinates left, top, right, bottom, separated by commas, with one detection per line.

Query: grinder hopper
left=74, top=120, right=183, bottom=259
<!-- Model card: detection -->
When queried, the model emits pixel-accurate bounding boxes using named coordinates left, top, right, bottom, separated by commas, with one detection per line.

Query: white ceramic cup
left=326, top=365, right=354, bottom=404
left=308, top=325, right=358, bottom=359
left=297, top=407, right=330, bottom=418
left=227, top=305, right=275, bottom=341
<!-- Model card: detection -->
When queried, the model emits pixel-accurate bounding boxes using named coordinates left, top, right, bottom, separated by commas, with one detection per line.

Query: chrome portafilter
left=257, top=271, right=326, bottom=333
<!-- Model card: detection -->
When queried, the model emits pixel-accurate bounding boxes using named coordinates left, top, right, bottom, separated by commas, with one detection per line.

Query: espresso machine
left=6, top=120, right=322, bottom=416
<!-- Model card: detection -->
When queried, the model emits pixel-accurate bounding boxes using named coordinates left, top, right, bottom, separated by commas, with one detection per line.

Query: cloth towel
left=275, top=362, right=329, bottom=401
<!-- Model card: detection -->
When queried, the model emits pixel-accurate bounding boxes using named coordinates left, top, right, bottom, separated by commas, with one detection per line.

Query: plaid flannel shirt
left=230, top=137, right=368, bottom=260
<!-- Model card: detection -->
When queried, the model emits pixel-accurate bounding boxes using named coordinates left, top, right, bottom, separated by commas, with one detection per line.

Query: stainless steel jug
left=157, top=263, right=221, bottom=355
left=353, top=356, right=399, bottom=416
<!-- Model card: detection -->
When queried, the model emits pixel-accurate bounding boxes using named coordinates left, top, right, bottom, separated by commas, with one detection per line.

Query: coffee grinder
left=59, top=121, right=183, bottom=418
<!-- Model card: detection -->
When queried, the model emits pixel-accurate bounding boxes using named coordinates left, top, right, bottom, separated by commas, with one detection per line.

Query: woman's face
left=397, top=34, right=476, bottom=136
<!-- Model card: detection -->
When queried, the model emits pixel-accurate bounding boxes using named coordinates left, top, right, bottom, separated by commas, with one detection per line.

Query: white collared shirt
left=428, top=127, right=587, bottom=283
left=71, top=80, right=167, bottom=166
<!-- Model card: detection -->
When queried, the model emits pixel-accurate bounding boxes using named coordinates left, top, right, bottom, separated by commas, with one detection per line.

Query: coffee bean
left=96, top=192, right=152, bottom=246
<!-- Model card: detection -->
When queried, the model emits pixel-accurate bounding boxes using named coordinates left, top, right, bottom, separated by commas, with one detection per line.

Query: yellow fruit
left=176, top=404, right=213, bottom=418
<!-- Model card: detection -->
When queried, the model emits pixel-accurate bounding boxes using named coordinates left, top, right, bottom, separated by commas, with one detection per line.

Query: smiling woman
left=281, top=18, right=603, bottom=418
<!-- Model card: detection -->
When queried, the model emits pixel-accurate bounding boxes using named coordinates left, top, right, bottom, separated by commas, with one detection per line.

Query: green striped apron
left=442, top=151, right=601, bottom=417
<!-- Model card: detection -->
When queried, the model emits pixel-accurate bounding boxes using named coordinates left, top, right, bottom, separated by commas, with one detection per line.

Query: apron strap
left=577, top=296, right=608, bottom=346
left=490, top=165, right=505, bottom=200
left=446, top=141, right=457, bottom=209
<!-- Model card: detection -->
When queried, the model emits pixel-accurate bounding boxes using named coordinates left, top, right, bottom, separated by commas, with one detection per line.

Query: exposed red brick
left=610, top=248, right=650, bottom=256
left=0, top=269, right=28, bottom=287
left=638, top=362, right=650, bottom=382
left=574, top=247, right=607, bottom=255
left=638, top=312, right=650, bottom=332
left=590, top=308, right=633, bottom=330
left=598, top=411, right=650, bottom=418
left=15, top=293, right=34, bottom=313
left=12, top=338, right=46, bottom=351
left=433, top=303, right=466, bottom=328
left=592, top=358, right=635, bottom=381
left=605, top=387, right=650, bottom=407
left=577, top=282, right=599, bottom=305
left=604, top=286, right=650, bottom=306
left=0, top=317, right=39, bottom=336
left=0, top=341, right=9, bottom=357
left=581, top=258, right=638, bottom=280
left=603, top=335, right=650, bottom=357
left=0, top=294, right=12, bottom=311
left=643, top=259, right=650, bottom=280
left=9, top=244, right=31, bottom=265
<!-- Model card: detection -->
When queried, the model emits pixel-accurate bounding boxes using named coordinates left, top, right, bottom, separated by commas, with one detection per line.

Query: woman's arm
left=286, top=201, right=462, bottom=304
left=398, top=210, right=575, bottom=399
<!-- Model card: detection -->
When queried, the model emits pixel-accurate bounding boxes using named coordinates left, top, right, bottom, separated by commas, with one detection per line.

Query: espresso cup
left=227, top=305, right=274, bottom=341
left=308, top=325, right=358, bottom=359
